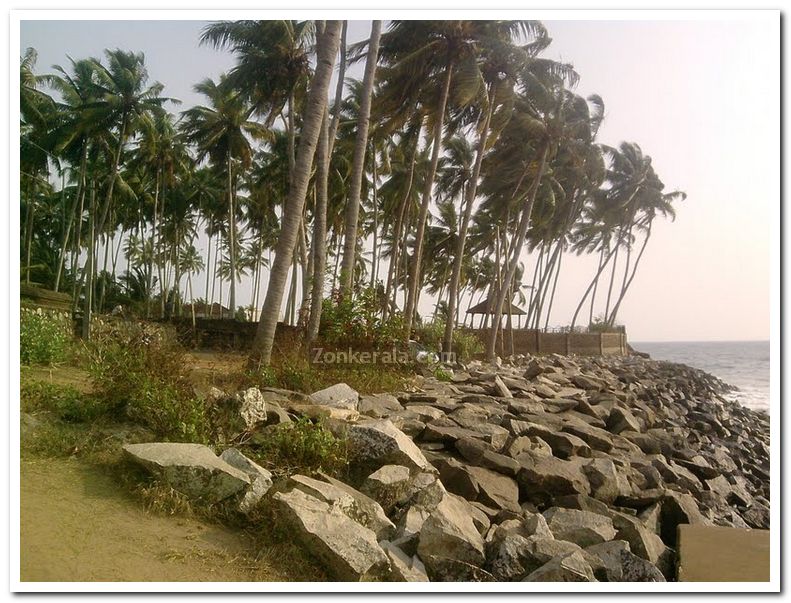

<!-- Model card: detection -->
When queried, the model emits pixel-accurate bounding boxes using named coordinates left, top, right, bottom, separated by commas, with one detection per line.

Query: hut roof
left=466, top=298, right=526, bottom=315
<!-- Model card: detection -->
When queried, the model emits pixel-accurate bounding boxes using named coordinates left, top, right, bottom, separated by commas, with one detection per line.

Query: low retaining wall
left=171, top=318, right=302, bottom=351
left=472, top=328, right=627, bottom=356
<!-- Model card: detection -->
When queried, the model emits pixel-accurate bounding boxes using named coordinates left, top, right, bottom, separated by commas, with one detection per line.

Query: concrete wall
left=473, top=328, right=627, bottom=357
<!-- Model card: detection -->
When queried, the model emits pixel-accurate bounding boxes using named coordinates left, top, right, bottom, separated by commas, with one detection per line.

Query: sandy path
left=20, top=457, right=300, bottom=583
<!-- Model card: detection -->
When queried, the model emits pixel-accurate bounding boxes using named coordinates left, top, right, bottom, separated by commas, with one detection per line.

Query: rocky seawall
left=123, top=353, right=770, bottom=582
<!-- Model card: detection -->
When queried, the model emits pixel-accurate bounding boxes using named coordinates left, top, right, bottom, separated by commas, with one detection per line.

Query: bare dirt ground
left=20, top=457, right=309, bottom=582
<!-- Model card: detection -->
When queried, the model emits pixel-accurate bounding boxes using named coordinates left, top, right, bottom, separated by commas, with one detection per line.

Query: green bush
left=414, top=321, right=483, bottom=362
left=21, top=380, right=108, bottom=423
left=87, top=322, right=210, bottom=443
left=249, top=417, right=347, bottom=477
left=319, top=287, right=404, bottom=349
left=20, top=307, right=72, bottom=365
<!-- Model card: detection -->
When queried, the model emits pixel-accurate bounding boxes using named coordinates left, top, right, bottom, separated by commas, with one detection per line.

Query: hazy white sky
left=20, top=15, right=778, bottom=342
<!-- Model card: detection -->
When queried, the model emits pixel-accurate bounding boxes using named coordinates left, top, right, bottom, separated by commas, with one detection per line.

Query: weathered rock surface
left=543, top=507, right=617, bottom=547
left=272, top=488, right=389, bottom=581
left=348, top=419, right=435, bottom=473
left=123, top=443, right=249, bottom=503
left=523, top=551, right=597, bottom=582
left=310, top=383, right=360, bottom=411
left=219, top=448, right=272, bottom=514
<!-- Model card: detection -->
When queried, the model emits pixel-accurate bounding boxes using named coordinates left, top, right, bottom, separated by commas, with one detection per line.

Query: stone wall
left=171, top=318, right=302, bottom=351
left=473, top=328, right=627, bottom=357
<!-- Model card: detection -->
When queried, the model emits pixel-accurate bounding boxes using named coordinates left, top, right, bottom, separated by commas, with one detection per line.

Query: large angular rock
left=543, top=507, right=617, bottom=547
left=348, top=419, right=435, bottom=473
left=517, top=455, right=591, bottom=503
left=380, top=541, right=429, bottom=582
left=467, top=466, right=521, bottom=513
left=561, top=421, right=614, bottom=452
left=219, top=448, right=273, bottom=514
left=486, top=531, right=534, bottom=581
left=523, top=551, right=596, bottom=582
left=609, top=511, right=674, bottom=578
left=360, top=465, right=412, bottom=512
left=455, top=437, right=521, bottom=477
left=585, top=540, right=665, bottom=582
left=122, top=443, right=250, bottom=503
left=659, top=491, right=707, bottom=546
left=417, top=493, right=486, bottom=571
left=272, top=488, right=389, bottom=581
left=583, top=458, right=631, bottom=504
left=359, top=393, right=403, bottom=418
left=299, top=473, right=396, bottom=539
left=607, top=407, right=641, bottom=434
left=310, top=383, right=360, bottom=411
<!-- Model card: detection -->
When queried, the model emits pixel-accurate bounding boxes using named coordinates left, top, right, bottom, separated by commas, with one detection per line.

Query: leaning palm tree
left=181, top=74, right=268, bottom=315
left=338, top=20, right=382, bottom=297
left=252, top=20, right=342, bottom=366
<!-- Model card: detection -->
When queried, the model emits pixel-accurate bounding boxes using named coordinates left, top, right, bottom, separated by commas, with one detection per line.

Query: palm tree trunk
left=97, top=115, right=128, bottom=236
left=227, top=151, right=237, bottom=315
left=442, top=86, right=495, bottom=356
left=588, top=245, right=605, bottom=326
left=384, top=135, right=418, bottom=319
left=486, top=145, right=549, bottom=360
left=252, top=20, right=341, bottom=365
left=55, top=143, right=87, bottom=292
left=339, top=20, right=382, bottom=297
left=571, top=243, right=618, bottom=330
left=308, top=109, right=330, bottom=343
left=404, top=60, right=454, bottom=339
left=370, top=142, right=380, bottom=288
left=607, top=222, right=652, bottom=326
left=81, top=183, right=97, bottom=340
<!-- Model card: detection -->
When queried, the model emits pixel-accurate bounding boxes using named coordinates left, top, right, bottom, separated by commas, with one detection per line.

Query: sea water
left=631, top=340, right=770, bottom=412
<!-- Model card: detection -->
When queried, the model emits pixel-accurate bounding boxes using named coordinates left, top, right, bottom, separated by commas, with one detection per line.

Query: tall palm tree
left=252, top=20, right=342, bottom=366
left=181, top=75, right=268, bottom=315
left=338, top=20, right=382, bottom=296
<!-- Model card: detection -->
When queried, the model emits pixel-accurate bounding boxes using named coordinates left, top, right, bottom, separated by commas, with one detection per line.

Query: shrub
left=21, top=380, right=108, bottom=423
left=87, top=322, right=210, bottom=443
left=20, top=307, right=72, bottom=365
left=245, top=351, right=411, bottom=396
left=248, top=417, right=348, bottom=477
left=414, top=321, right=483, bottom=362
left=318, top=287, right=404, bottom=349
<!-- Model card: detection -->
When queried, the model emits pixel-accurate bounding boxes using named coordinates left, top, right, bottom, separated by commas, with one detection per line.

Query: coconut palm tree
left=181, top=74, right=268, bottom=315
left=252, top=20, right=342, bottom=366
left=338, top=20, right=382, bottom=297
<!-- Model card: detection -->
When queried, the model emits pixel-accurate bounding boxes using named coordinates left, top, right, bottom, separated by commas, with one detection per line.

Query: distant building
left=181, top=301, right=233, bottom=319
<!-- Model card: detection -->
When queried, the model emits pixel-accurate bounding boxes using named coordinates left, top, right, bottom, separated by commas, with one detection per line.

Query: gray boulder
left=543, top=507, right=617, bottom=547
left=348, top=419, right=435, bottom=473
left=359, top=393, right=403, bottom=418
left=122, top=443, right=249, bottom=504
left=361, top=464, right=412, bottom=512
left=291, top=473, right=395, bottom=539
left=219, top=448, right=273, bottom=514
left=585, top=540, right=665, bottom=582
left=272, top=488, right=389, bottom=581
left=523, top=551, right=597, bottom=582
left=380, top=541, right=429, bottom=581
left=417, top=493, right=486, bottom=571
left=310, top=383, right=360, bottom=411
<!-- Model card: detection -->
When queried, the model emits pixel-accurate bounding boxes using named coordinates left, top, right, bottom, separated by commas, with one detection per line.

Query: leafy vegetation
left=86, top=323, right=210, bottom=443
left=246, top=417, right=348, bottom=478
left=20, top=308, right=72, bottom=365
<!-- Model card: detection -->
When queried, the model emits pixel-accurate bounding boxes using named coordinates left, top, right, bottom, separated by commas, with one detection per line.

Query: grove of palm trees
left=19, top=18, right=778, bottom=588
left=20, top=19, right=685, bottom=366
